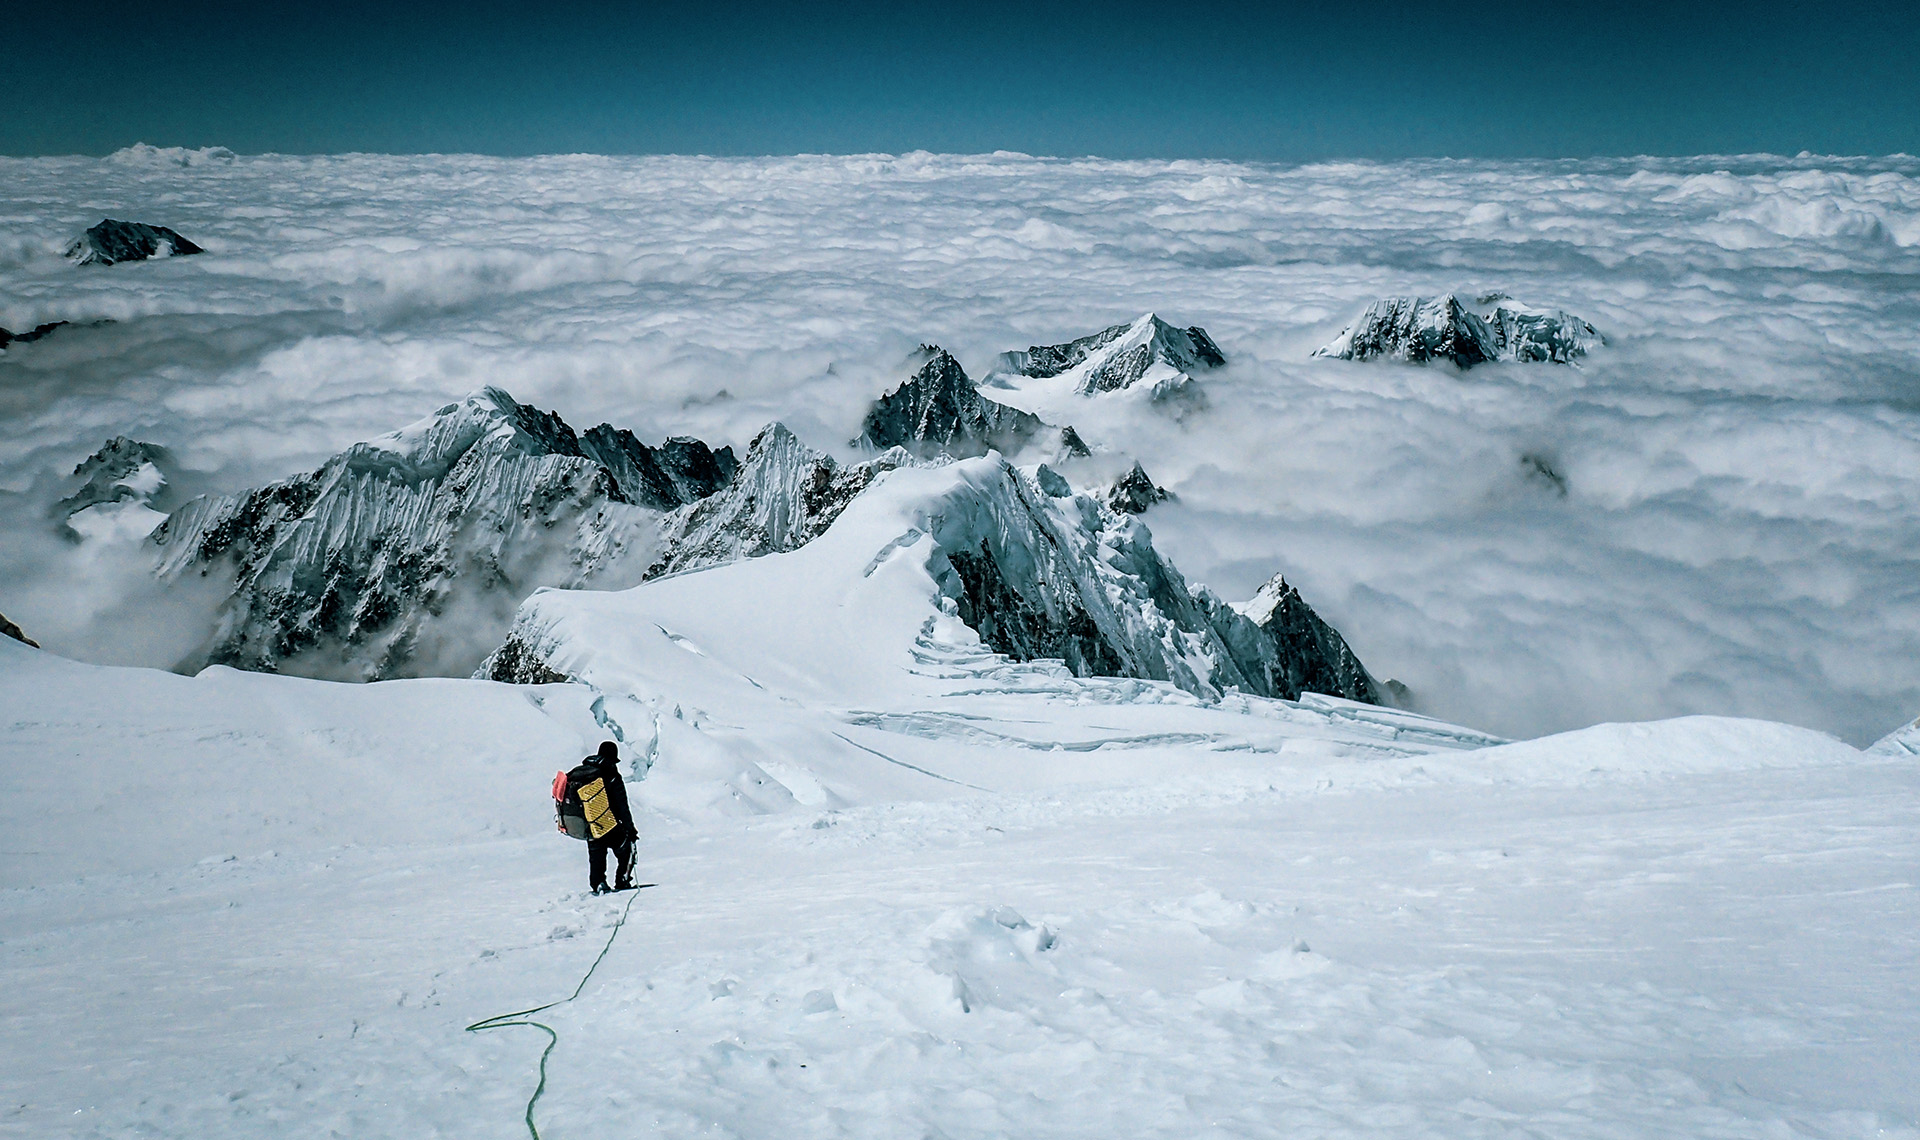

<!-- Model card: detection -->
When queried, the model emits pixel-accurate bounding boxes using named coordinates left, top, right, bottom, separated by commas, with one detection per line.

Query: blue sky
left=8, top=0, right=1919, bottom=158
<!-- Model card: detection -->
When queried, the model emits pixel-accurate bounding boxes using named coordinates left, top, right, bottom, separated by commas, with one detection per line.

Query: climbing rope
left=466, top=889, right=643, bottom=1140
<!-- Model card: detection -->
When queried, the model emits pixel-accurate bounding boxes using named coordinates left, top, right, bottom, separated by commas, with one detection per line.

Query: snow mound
left=1462, top=715, right=1862, bottom=780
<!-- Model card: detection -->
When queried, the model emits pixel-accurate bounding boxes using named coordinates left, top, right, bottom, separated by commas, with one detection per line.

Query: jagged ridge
left=149, top=388, right=735, bottom=679
left=1314, top=293, right=1599, bottom=368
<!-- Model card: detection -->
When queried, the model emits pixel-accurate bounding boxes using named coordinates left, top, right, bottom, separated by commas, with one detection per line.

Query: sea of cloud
left=1, top=148, right=1916, bottom=743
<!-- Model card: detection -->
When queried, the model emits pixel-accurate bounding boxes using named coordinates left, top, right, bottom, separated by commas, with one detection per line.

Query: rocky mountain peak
left=143, top=387, right=737, bottom=679
left=1234, top=574, right=1380, bottom=703
left=856, top=347, right=1085, bottom=459
left=65, top=219, right=204, bottom=266
left=1106, top=462, right=1171, bottom=514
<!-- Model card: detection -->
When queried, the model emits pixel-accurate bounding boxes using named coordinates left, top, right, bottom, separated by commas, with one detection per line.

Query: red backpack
left=552, top=770, right=590, bottom=840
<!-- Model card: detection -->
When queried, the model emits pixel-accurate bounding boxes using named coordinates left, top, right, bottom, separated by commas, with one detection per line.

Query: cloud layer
left=2, top=149, right=1916, bottom=743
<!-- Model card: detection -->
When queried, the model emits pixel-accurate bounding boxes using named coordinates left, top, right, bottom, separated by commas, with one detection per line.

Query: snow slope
left=4, top=624, right=1915, bottom=1139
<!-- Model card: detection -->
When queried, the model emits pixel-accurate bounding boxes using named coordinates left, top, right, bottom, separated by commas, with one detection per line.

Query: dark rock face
left=0, top=613, right=38, bottom=649
left=857, top=348, right=1056, bottom=458
left=946, top=540, right=1127, bottom=678
left=58, top=437, right=174, bottom=522
left=1520, top=452, right=1569, bottom=497
left=919, top=462, right=1382, bottom=706
left=1315, top=293, right=1599, bottom=368
left=65, top=219, right=204, bottom=266
left=579, top=425, right=738, bottom=510
left=148, top=387, right=736, bottom=680
left=1234, top=575, right=1379, bottom=703
left=1106, top=462, right=1170, bottom=514
left=0, top=321, right=68, bottom=350
left=484, top=634, right=571, bottom=684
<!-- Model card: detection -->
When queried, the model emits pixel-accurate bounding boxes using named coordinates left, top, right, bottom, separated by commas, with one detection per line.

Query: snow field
left=4, top=628, right=1917, bottom=1137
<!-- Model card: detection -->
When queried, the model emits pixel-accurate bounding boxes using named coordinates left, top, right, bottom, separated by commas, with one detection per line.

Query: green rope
left=466, top=889, right=642, bottom=1140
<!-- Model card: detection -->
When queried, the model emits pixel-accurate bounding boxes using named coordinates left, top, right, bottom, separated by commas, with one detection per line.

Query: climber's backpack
left=554, top=762, right=623, bottom=841
left=552, top=769, right=590, bottom=840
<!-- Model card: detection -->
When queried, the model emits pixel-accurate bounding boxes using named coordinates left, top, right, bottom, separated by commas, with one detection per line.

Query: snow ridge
left=495, top=452, right=1381, bottom=706
left=645, top=423, right=913, bottom=580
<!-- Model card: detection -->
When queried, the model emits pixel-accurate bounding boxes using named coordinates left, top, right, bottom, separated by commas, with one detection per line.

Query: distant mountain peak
left=1314, top=293, right=1599, bottom=368
left=998, top=313, right=1225, bottom=405
left=856, top=346, right=1087, bottom=459
left=65, top=219, right=204, bottom=266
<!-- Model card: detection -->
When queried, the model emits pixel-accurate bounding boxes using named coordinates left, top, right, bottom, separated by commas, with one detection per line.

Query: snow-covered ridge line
left=490, top=453, right=1385, bottom=708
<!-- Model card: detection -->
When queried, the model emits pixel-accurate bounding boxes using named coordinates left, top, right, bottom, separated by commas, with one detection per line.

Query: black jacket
left=578, top=755, right=634, bottom=844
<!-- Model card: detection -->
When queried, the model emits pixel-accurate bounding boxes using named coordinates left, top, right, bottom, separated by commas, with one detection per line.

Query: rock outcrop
left=1231, top=574, right=1380, bottom=703
left=0, top=321, right=68, bottom=350
left=65, top=219, right=203, bottom=266
left=148, top=388, right=735, bottom=679
left=857, top=347, right=1088, bottom=459
left=929, top=465, right=1380, bottom=703
left=58, top=437, right=176, bottom=542
left=0, top=613, right=38, bottom=649
left=999, top=313, right=1224, bottom=410
left=1314, top=293, right=1599, bottom=368
left=1106, top=462, right=1171, bottom=514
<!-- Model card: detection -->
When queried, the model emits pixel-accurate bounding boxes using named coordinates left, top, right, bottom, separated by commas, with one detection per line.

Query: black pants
left=588, top=832, right=633, bottom=889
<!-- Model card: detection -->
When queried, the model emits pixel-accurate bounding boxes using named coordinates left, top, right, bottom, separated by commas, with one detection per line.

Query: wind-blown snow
left=1, top=152, right=1919, bottom=743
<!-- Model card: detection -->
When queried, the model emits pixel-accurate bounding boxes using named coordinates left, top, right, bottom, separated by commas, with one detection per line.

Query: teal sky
left=7, top=0, right=1919, bottom=158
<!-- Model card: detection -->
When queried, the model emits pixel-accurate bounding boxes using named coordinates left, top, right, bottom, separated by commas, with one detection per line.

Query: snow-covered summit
left=856, top=347, right=1088, bottom=459
left=1235, top=574, right=1381, bottom=706
left=1314, top=293, right=1600, bottom=367
left=998, top=313, right=1226, bottom=405
left=57, top=436, right=175, bottom=543
left=1106, top=461, right=1171, bottom=514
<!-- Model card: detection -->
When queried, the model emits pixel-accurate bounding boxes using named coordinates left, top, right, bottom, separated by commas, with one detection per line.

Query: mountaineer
left=553, top=741, right=636, bottom=894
